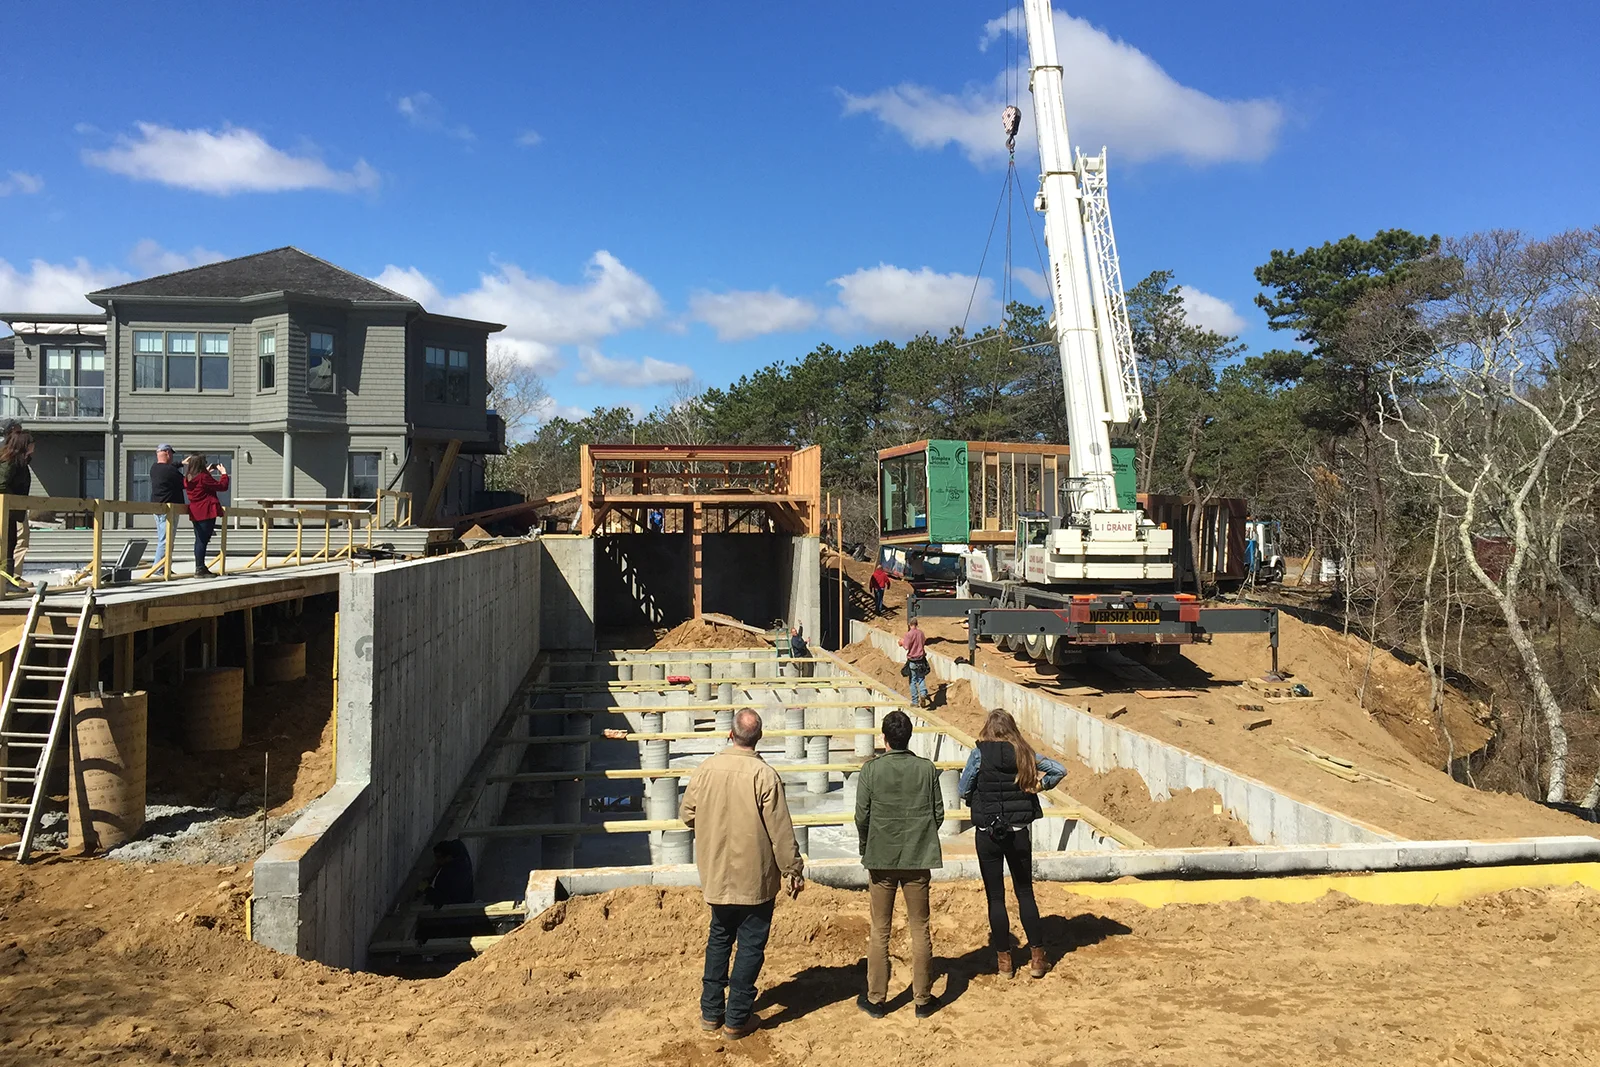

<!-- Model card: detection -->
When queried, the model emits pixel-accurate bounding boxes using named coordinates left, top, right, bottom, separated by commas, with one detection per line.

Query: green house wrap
left=924, top=439, right=971, bottom=543
left=1111, top=446, right=1137, bottom=511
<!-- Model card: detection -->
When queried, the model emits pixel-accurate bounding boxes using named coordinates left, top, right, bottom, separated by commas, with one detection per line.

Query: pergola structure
left=578, top=444, right=822, bottom=617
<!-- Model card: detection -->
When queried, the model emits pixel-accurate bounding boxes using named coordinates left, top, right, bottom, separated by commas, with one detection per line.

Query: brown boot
left=996, top=949, right=1013, bottom=978
left=1029, top=947, right=1049, bottom=978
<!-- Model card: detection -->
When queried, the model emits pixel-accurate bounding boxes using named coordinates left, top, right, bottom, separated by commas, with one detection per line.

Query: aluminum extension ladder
left=0, top=585, right=93, bottom=861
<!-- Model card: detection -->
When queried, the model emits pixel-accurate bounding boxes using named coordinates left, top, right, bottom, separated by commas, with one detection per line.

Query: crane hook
left=1002, top=105, right=1021, bottom=155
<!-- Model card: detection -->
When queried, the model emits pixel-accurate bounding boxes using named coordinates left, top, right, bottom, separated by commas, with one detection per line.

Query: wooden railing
left=0, top=494, right=388, bottom=598
left=376, top=488, right=413, bottom=529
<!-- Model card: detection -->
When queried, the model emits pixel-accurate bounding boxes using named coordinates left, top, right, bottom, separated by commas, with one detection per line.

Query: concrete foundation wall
left=540, top=535, right=595, bottom=650
left=852, top=621, right=1393, bottom=846
left=251, top=542, right=542, bottom=968
left=596, top=534, right=692, bottom=627
left=784, top=536, right=821, bottom=641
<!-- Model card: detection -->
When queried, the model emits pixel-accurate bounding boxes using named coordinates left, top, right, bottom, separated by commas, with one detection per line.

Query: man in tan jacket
left=679, top=708, right=805, bottom=1039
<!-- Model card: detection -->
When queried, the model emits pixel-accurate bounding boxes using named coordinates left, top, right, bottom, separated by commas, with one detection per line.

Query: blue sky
left=2, top=0, right=1596, bottom=428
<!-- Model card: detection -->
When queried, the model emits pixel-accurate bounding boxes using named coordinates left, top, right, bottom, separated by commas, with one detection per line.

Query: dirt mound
left=835, top=644, right=1253, bottom=847
left=654, top=619, right=772, bottom=650
left=8, top=859, right=1600, bottom=1066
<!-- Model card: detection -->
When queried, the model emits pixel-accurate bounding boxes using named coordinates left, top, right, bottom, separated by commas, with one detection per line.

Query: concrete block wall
left=852, top=621, right=1393, bottom=846
left=251, top=541, right=543, bottom=968
left=541, top=535, right=595, bottom=650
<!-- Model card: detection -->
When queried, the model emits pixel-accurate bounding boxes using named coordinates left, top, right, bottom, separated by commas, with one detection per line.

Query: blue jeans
left=908, top=662, right=928, bottom=705
left=193, top=518, right=216, bottom=572
left=874, top=587, right=885, bottom=614
left=153, top=514, right=169, bottom=564
left=701, top=899, right=774, bottom=1027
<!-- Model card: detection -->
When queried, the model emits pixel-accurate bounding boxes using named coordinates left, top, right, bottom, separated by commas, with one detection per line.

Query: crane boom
left=1020, top=0, right=1143, bottom=515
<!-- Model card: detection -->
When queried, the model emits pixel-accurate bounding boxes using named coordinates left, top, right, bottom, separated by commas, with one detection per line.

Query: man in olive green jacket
left=854, top=709, right=944, bottom=1017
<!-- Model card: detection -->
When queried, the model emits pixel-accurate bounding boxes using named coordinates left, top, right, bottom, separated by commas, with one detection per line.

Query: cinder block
left=1181, top=849, right=1258, bottom=876
left=526, top=872, right=561, bottom=915
left=1034, top=853, right=1114, bottom=882
left=1323, top=844, right=1402, bottom=872
left=1463, top=840, right=1538, bottom=866
left=1534, top=836, right=1600, bottom=863
left=1100, top=850, right=1186, bottom=879
left=1395, top=841, right=1471, bottom=868
left=566, top=870, right=656, bottom=895
left=1252, top=847, right=1331, bottom=875
left=648, top=864, right=704, bottom=888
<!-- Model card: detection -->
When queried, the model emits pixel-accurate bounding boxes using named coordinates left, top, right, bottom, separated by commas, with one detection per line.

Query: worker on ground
left=0, top=423, right=32, bottom=577
left=182, top=454, right=229, bottom=578
left=149, top=444, right=184, bottom=568
left=854, top=709, right=943, bottom=1019
left=416, top=839, right=475, bottom=943
left=900, top=617, right=929, bottom=708
left=788, top=625, right=812, bottom=677
left=870, top=562, right=891, bottom=616
left=679, top=708, right=805, bottom=1040
left=958, top=710, right=1067, bottom=979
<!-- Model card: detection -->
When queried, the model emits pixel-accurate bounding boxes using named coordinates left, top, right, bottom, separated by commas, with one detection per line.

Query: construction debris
left=1284, top=739, right=1437, bottom=803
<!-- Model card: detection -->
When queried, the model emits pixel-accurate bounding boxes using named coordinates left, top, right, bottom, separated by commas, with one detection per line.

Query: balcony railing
left=4, top=385, right=107, bottom=420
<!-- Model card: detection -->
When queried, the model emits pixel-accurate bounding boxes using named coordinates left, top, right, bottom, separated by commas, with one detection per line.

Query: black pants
left=193, top=518, right=216, bottom=571
left=701, top=899, right=774, bottom=1027
left=975, top=823, right=1043, bottom=949
left=3, top=518, right=19, bottom=576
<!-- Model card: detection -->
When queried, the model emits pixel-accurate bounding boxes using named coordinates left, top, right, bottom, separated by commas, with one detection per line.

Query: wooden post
left=164, top=504, right=178, bottom=580
left=691, top=500, right=704, bottom=620
left=204, top=616, right=219, bottom=670
left=262, top=514, right=271, bottom=571
left=218, top=511, right=228, bottom=576
left=113, top=632, right=134, bottom=692
left=421, top=438, right=463, bottom=526
left=243, top=607, right=255, bottom=687
left=294, top=516, right=303, bottom=565
left=90, top=501, right=102, bottom=589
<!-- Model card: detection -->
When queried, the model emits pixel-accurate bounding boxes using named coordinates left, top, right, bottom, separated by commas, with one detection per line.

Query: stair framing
left=0, top=585, right=94, bottom=861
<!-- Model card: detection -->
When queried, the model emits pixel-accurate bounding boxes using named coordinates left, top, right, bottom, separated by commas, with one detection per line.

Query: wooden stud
left=243, top=607, right=255, bottom=686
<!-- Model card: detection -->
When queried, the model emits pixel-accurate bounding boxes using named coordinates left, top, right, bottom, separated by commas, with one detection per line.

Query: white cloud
left=688, top=288, right=819, bottom=341
left=0, top=171, right=44, bottom=196
left=1014, top=267, right=1049, bottom=300
left=84, top=122, right=380, bottom=195
left=575, top=346, right=693, bottom=387
left=372, top=251, right=664, bottom=376
left=397, top=92, right=475, bottom=141
left=128, top=239, right=227, bottom=276
left=531, top=395, right=592, bottom=423
left=1179, top=286, right=1247, bottom=335
left=515, top=130, right=543, bottom=148
left=0, top=257, right=130, bottom=318
left=843, top=8, right=1283, bottom=166
left=827, top=264, right=995, bottom=336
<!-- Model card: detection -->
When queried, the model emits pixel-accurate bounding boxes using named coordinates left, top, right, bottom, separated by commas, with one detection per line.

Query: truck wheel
left=1024, top=633, right=1049, bottom=661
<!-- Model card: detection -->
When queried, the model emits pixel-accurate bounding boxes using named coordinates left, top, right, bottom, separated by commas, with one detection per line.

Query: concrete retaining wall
left=852, top=621, right=1393, bottom=846
left=251, top=542, right=543, bottom=968
left=541, top=535, right=595, bottom=650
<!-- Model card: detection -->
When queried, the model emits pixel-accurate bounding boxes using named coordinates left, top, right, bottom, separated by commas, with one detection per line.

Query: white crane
left=1012, top=0, right=1172, bottom=585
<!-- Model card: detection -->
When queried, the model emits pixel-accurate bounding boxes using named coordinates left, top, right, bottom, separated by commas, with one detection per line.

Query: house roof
left=88, top=246, right=420, bottom=305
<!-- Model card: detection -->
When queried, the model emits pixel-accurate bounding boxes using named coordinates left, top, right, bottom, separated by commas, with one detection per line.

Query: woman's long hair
left=978, top=709, right=1041, bottom=794
left=0, top=425, right=34, bottom=465
left=182, top=454, right=207, bottom=479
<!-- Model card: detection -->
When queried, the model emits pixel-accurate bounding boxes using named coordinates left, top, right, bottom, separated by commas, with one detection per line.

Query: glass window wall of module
left=879, top=451, right=928, bottom=537
left=41, top=347, right=105, bottom=417
left=424, top=346, right=470, bottom=403
left=308, top=332, right=336, bottom=393
left=133, top=331, right=231, bottom=393
left=349, top=451, right=381, bottom=498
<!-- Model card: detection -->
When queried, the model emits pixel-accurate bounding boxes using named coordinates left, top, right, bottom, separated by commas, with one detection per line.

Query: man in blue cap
left=149, top=444, right=184, bottom=567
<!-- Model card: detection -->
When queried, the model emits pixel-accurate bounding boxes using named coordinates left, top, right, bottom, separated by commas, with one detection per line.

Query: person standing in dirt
left=958, top=709, right=1067, bottom=979
left=182, top=454, right=228, bottom=577
left=854, top=709, right=943, bottom=1019
left=679, top=708, right=805, bottom=1040
left=870, top=563, right=891, bottom=616
left=900, top=617, right=929, bottom=707
left=0, top=424, right=34, bottom=579
left=149, top=444, right=184, bottom=568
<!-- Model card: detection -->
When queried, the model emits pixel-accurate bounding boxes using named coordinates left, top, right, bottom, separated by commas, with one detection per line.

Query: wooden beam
left=420, top=439, right=463, bottom=526
left=690, top=501, right=703, bottom=619
left=242, top=607, right=255, bottom=686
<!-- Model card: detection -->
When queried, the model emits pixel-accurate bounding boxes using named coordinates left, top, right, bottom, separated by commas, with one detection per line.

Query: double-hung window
left=424, top=345, right=470, bottom=404
left=349, top=452, right=381, bottom=498
left=132, top=330, right=230, bottom=392
left=308, top=331, right=335, bottom=393
left=258, top=331, right=276, bottom=390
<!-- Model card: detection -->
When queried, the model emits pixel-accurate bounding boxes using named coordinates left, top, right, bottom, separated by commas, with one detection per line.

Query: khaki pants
left=867, top=868, right=933, bottom=1005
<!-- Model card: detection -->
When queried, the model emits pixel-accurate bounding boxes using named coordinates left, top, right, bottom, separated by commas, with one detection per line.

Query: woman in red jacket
left=182, top=454, right=229, bottom=578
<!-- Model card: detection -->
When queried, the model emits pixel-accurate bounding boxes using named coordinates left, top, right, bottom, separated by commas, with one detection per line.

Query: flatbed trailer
left=910, top=579, right=1279, bottom=674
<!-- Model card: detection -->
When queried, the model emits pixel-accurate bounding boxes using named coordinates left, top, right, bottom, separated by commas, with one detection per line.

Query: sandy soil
left=836, top=642, right=1253, bottom=848
left=4, top=860, right=1600, bottom=1066
left=881, top=609, right=1596, bottom=842
left=656, top=619, right=772, bottom=650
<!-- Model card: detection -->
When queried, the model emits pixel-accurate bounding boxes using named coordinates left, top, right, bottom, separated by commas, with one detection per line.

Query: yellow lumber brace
left=487, top=760, right=969, bottom=783
left=521, top=700, right=905, bottom=714
left=459, top=806, right=1078, bottom=837
left=1054, top=861, right=1600, bottom=909
left=505, top=726, right=945, bottom=745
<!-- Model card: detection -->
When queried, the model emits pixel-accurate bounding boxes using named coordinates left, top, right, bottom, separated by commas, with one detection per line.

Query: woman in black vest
left=957, top=709, right=1067, bottom=978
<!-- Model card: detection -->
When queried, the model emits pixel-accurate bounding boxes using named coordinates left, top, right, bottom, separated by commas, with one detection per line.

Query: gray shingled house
left=0, top=247, right=506, bottom=527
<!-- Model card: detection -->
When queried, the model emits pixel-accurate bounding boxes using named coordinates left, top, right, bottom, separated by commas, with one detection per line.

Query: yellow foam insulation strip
left=1055, top=861, right=1600, bottom=909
